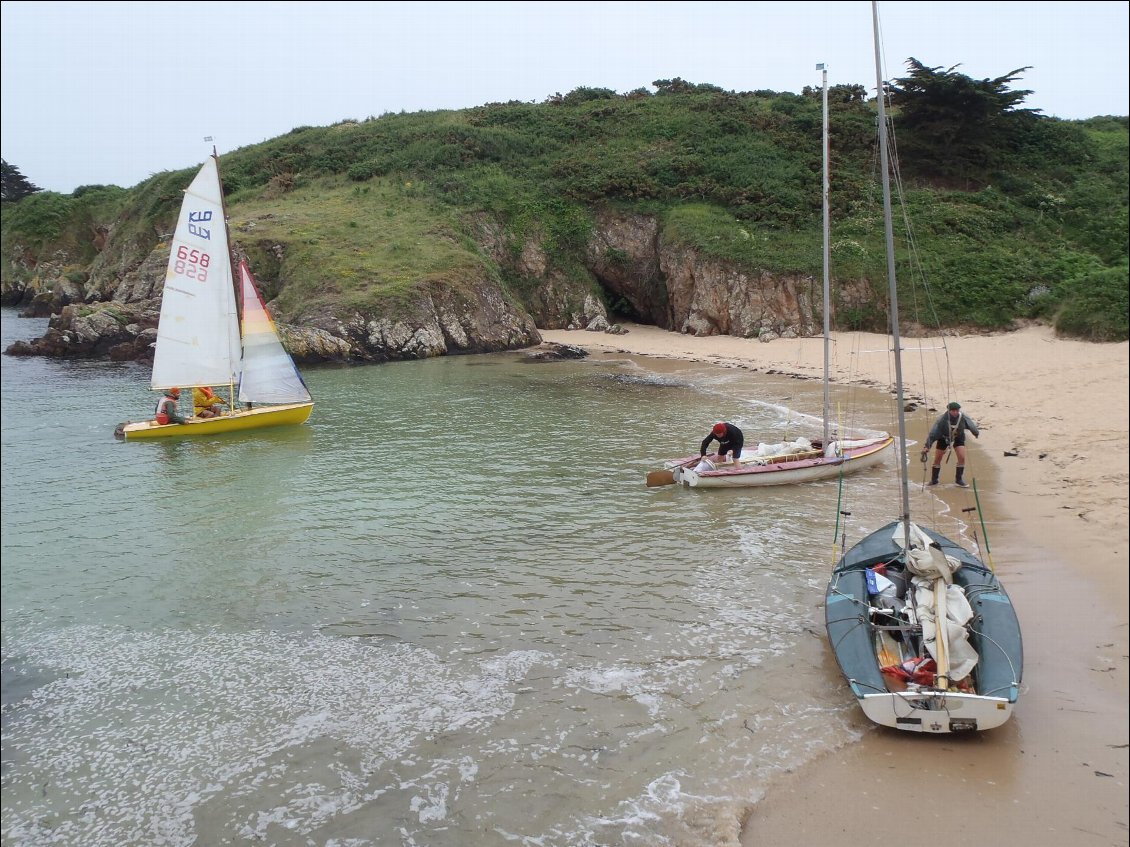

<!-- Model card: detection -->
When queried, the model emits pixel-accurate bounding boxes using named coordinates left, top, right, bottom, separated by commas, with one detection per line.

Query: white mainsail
left=150, top=158, right=241, bottom=390
left=236, top=261, right=312, bottom=405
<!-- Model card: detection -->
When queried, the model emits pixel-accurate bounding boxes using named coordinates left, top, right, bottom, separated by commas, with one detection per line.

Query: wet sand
left=540, top=323, right=1129, bottom=846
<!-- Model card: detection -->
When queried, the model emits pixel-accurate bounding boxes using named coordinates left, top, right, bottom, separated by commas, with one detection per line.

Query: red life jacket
left=881, top=657, right=937, bottom=685
left=154, top=394, right=177, bottom=425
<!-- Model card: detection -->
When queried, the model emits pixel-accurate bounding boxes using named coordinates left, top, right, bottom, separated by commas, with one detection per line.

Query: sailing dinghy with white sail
left=118, top=154, right=313, bottom=440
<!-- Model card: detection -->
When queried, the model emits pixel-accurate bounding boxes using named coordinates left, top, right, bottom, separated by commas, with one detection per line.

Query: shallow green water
left=2, top=308, right=904, bottom=846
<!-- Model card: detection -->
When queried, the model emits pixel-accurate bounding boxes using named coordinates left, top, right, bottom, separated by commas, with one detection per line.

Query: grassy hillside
left=230, top=178, right=486, bottom=318
left=3, top=82, right=1127, bottom=340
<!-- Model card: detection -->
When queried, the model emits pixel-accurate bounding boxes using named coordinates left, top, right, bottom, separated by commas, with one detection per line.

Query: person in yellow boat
left=154, top=387, right=186, bottom=425
left=192, top=386, right=226, bottom=419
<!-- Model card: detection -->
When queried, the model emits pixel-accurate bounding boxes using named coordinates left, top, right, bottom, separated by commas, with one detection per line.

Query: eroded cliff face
left=579, top=209, right=859, bottom=341
left=4, top=231, right=544, bottom=362
left=3, top=208, right=861, bottom=362
left=663, top=245, right=820, bottom=338
left=468, top=213, right=608, bottom=331
left=295, top=280, right=541, bottom=362
left=585, top=212, right=667, bottom=326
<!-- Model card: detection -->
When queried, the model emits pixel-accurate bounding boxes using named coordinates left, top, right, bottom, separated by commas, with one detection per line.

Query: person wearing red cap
left=701, top=421, right=744, bottom=463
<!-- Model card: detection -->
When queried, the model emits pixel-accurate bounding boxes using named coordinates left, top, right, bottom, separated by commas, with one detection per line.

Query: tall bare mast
left=871, top=1, right=911, bottom=540
left=819, top=62, right=831, bottom=446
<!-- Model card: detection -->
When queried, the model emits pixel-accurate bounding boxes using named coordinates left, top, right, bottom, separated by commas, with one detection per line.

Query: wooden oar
left=645, top=456, right=701, bottom=487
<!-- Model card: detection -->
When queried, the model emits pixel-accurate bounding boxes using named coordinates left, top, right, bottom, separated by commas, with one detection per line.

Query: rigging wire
left=873, top=8, right=982, bottom=504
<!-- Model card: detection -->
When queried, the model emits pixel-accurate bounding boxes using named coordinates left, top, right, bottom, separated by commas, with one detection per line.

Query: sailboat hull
left=675, top=436, right=893, bottom=488
left=854, top=688, right=1016, bottom=733
left=119, top=402, right=313, bottom=440
left=825, top=521, right=1023, bottom=733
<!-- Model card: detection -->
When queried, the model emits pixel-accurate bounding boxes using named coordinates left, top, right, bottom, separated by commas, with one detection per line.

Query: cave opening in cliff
left=606, top=292, right=647, bottom=326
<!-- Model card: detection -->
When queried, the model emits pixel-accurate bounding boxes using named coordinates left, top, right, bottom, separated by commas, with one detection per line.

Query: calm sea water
left=2, top=308, right=905, bottom=847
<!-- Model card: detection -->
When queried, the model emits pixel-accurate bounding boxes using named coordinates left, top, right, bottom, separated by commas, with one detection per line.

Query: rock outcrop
left=4, top=207, right=856, bottom=363
left=5, top=302, right=160, bottom=360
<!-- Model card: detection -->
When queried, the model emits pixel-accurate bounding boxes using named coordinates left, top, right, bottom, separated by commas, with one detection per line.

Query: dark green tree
left=888, top=59, right=1036, bottom=186
left=2, top=159, right=43, bottom=202
left=559, top=86, right=618, bottom=105
left=802, top=83, right=868, bottom=105
left=652, top=78, right=724, bottom=96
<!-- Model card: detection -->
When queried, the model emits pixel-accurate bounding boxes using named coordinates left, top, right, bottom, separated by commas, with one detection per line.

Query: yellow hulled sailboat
left=119, top=154, right=313, bottom=441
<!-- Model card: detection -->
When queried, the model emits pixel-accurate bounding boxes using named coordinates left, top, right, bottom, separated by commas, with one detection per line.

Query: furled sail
left=236, top=261, right=312, bottom=405
left=150, top=158, right=241, bottom=390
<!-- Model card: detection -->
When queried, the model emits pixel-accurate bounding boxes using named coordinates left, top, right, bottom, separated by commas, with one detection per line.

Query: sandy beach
left=541, top=323, right=1129, bottom=846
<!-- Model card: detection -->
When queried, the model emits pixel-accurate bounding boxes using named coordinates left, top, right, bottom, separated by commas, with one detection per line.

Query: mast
left=213, top=145, right=241, bottom=405
left=819, top=62, right=831, bottom=445
left=872, top=1, right=912, bottom=541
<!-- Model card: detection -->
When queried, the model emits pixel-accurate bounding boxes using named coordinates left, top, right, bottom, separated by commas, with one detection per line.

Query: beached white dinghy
left=671, top=435, right=893, bottom=488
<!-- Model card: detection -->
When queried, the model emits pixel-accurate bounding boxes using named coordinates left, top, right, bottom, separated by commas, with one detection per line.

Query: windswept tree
left=545, top=86, right=619, bottom=106
left=803, top=83, right=868, bottom=105
left=653, top=78, right=724, bottom=96
left=2, top=159, right=43, bottom=202
left=887, top=58, right=1036, bottom=186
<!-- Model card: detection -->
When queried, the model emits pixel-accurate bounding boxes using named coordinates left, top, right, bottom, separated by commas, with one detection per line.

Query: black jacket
left=701, top=423, right=744, bottom=456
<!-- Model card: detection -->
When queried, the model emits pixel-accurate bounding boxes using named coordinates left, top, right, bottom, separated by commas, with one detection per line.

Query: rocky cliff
left=3, top=208, right=847, bottom=362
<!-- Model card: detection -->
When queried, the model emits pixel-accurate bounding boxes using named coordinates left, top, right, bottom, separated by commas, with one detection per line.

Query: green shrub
left=347, top=160, right=383, bottom=182
left=3, top=191, right=71, bottom=243
left=1054, top=265, right=1130, bottom=340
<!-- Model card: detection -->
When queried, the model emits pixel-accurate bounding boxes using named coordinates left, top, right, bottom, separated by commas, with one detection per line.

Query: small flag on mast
left=816, top=63, right=826, bottom=70
left=204, top=136, right=213, bottom=142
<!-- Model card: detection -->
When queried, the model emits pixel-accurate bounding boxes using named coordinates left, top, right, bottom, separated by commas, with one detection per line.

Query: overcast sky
left=3, top=0, right=1127, bottom=194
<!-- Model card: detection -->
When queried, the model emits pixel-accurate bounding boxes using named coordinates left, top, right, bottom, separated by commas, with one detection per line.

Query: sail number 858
left=175, top=246, right=211, bottom=281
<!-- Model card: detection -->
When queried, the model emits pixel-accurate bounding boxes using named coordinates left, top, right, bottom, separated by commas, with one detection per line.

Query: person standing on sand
left=921, top=401, right=979, bottom=487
